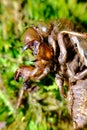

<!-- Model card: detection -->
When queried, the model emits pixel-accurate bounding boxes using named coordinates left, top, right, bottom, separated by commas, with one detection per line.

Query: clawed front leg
left=15, top=66, right=36, bottom=108
left=15, top=60, right=51, bottom=108
left=14, top=66, right=35, bottom=82
left=35, top=66, right=50, bottom=80
left=15, top=60, right=51, bottom=82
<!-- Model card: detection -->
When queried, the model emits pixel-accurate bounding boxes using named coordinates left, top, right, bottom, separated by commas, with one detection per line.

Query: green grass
left=0, top=0, right=87, bottom=130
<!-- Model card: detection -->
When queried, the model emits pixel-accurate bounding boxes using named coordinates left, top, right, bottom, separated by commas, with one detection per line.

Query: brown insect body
left=68, top=79, right=87, bottom=130
left=15, top=19, right=87, bottom=130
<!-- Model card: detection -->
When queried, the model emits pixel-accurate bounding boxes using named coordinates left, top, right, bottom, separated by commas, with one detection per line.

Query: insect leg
left=74, top=69, right=87, bottom=80
left=57, top=33, right=67, bottom=64
left=48, top=35, right=57, bottom=56
left=61, top=31, right=87, bottom=38
left=16, top=87, right=25, bottom=108
left=35, top=66, right=50, bottom=81
left=55, top=74, right=66, bottom=97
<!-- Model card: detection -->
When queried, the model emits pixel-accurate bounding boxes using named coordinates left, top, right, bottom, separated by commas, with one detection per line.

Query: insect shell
left=14, top=19, right=87, bottom=130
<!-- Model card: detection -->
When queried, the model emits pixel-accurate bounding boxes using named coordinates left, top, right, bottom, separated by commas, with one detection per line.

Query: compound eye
left=37, top=22, right=53, bottom=37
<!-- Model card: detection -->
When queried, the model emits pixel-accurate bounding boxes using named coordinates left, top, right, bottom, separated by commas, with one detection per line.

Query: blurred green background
left=0, top=0, right=87, bottom=130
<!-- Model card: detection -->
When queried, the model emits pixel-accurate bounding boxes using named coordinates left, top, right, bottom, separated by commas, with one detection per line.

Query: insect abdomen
left=67, top=79, right=87, bottom=130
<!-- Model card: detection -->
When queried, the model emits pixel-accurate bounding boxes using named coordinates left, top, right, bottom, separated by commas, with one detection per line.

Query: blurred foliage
left=0, top=0, right=87, bottom=130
